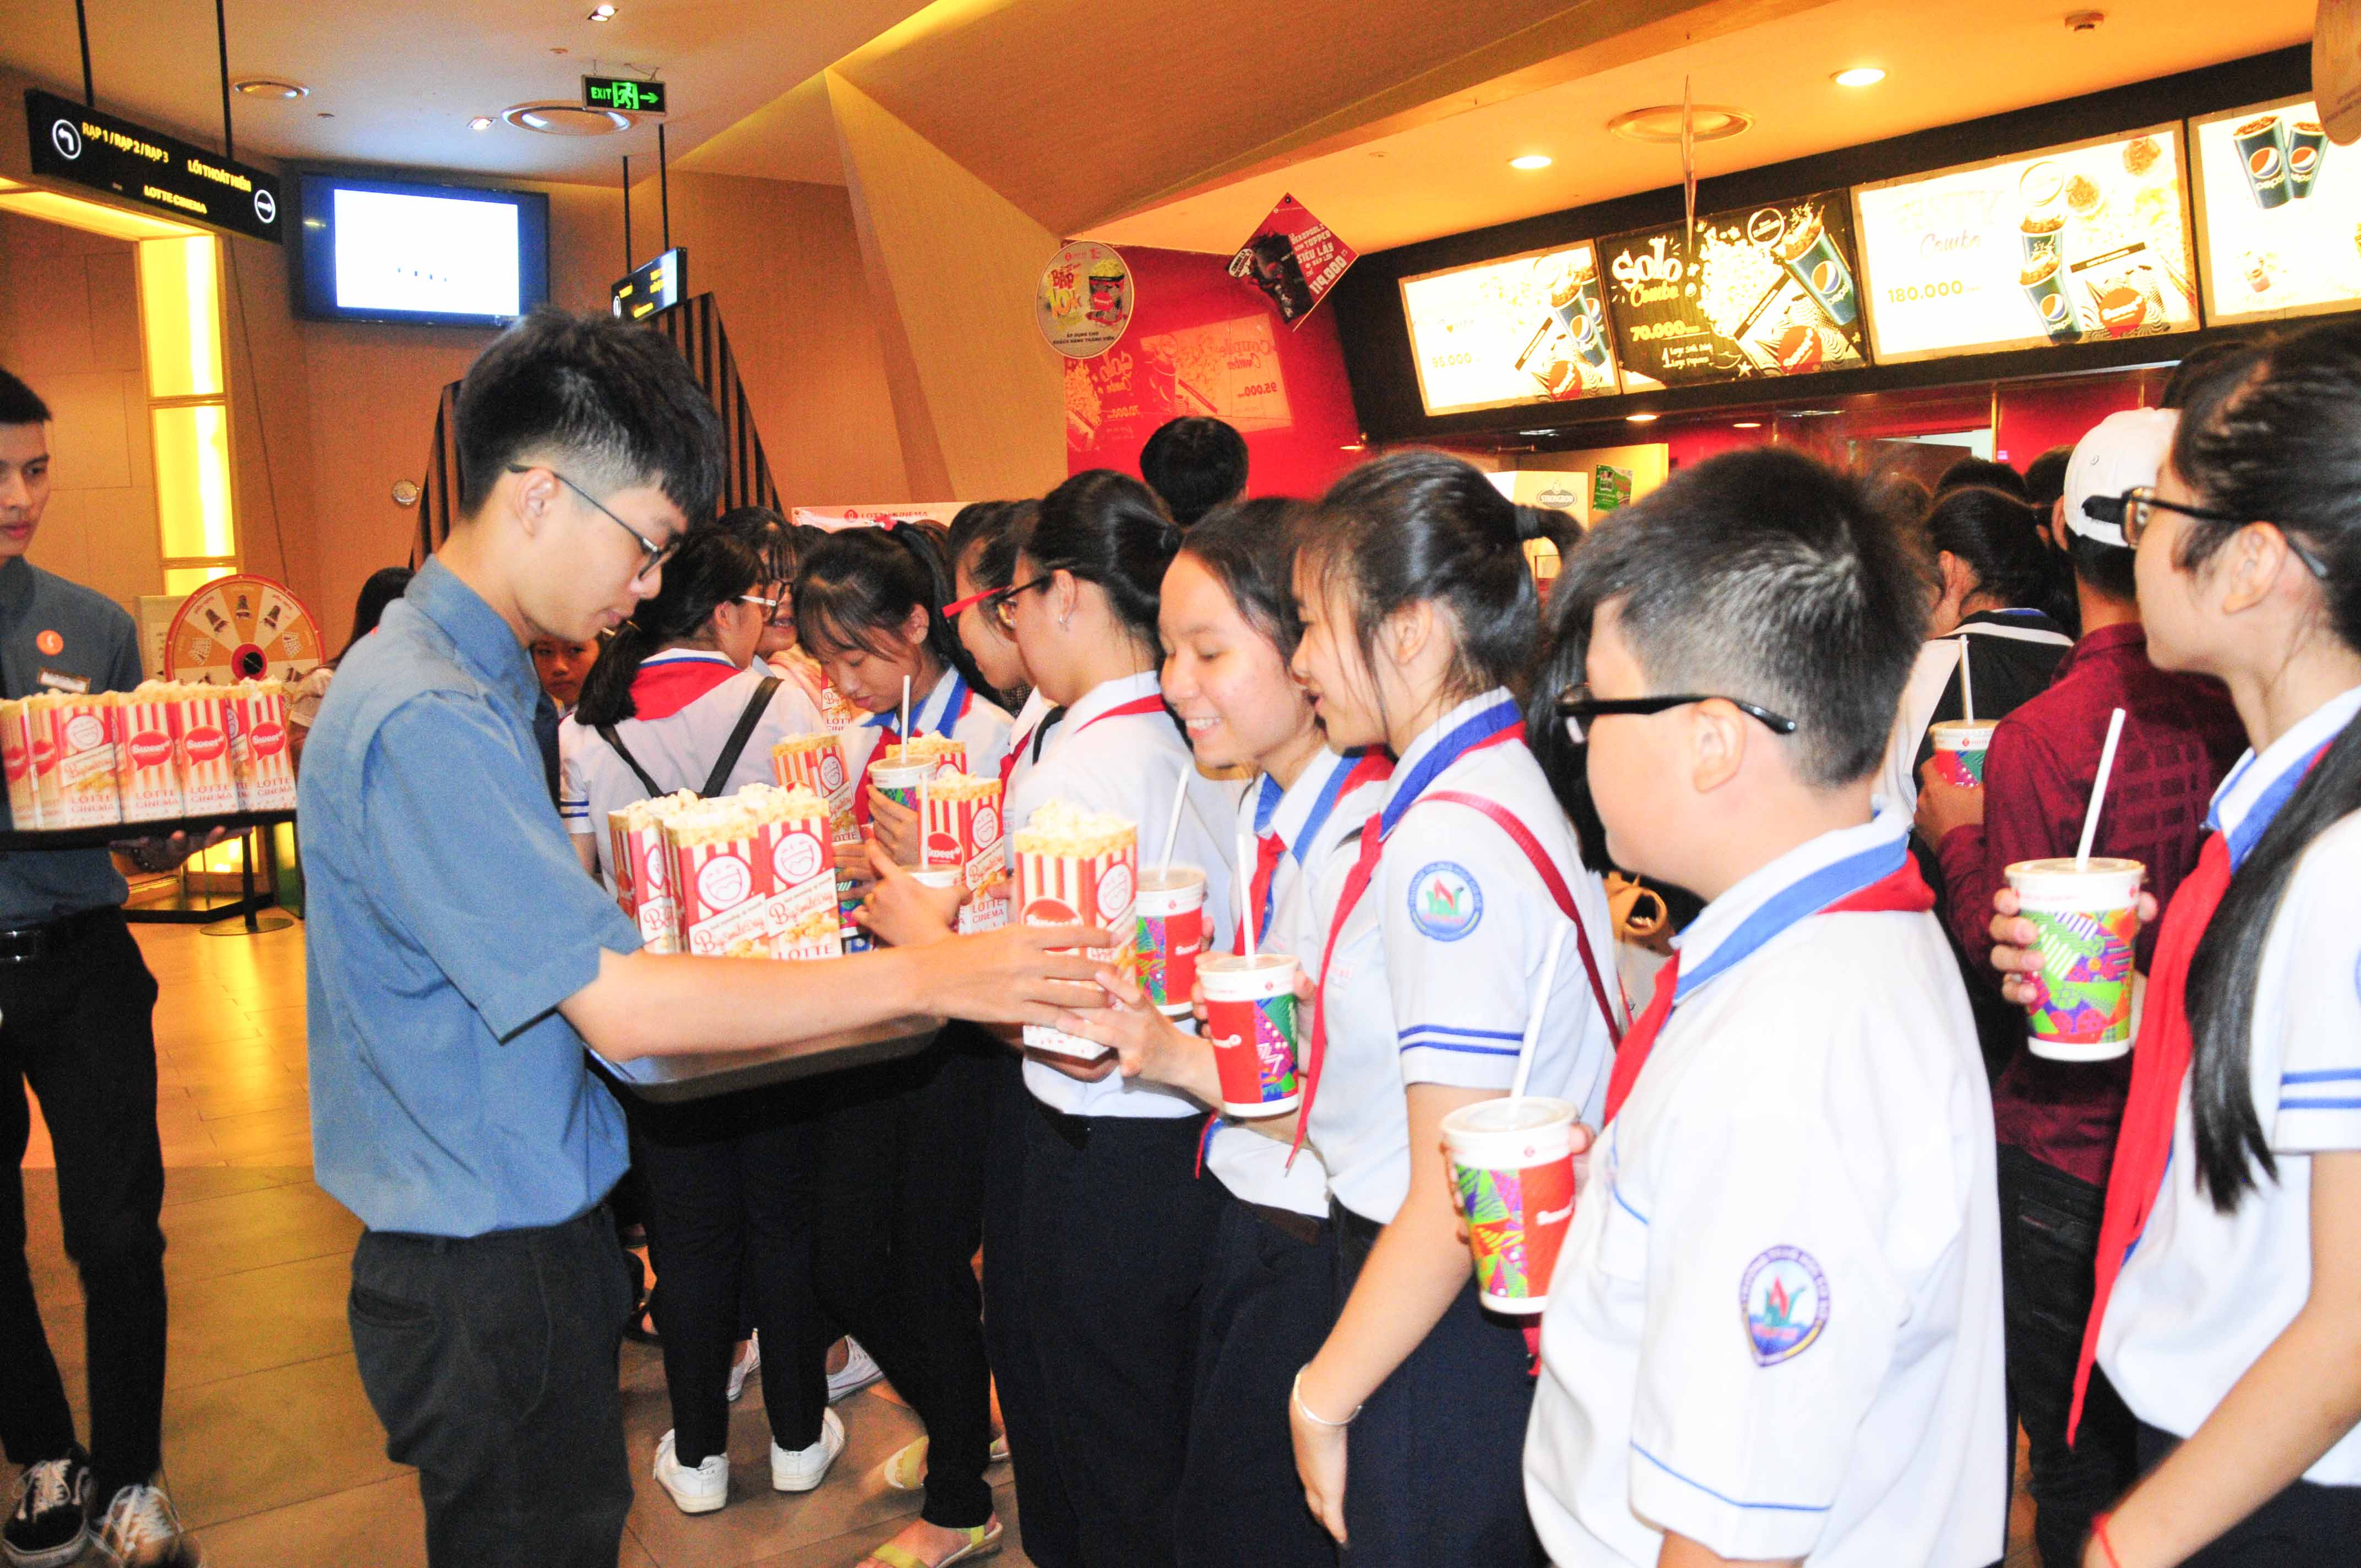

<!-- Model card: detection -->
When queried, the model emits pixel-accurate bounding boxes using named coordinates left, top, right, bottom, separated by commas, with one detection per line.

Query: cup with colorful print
left=1441, top=1096, right=1579, bottom=1315
left=1134, top=865, right=1207, bottom=1019
left=2005, top=856, right=2145, bottom=1060
left=1200, top=952, right=1299, bottom=1116
left=1928, top=720, right=1997, bottom=788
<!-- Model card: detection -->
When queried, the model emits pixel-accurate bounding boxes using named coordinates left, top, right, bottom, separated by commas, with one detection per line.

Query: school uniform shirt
left=1877, top=609, right=2074, bottom=811
left=1525, top=808, right=2007, bottom=1567
left=2097, top=683, right=2361, bottom=1485
left=1380, top=689, right=1618, bottom=1115
left=557, top=649, right=827, bottom=893
left=1299, top=816, right=1407, bottom=1222
left=1008, top=670, right=1238, bottom=1118
left=1204, top=752, right=1390, bottom=1219
left=1003, top=687, right=1057, bottom=798
left=840, top=666, right=1015, bottom=786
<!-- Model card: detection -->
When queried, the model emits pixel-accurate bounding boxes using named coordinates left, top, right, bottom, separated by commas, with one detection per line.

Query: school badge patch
left=1407, top=861, right=1482, bottom=941
left=1740, top=1246, right=1827, bottom=1365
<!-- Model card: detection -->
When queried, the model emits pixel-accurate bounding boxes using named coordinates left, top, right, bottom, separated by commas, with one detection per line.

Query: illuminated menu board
left=1852, top=125, right=2200, bottom=363
left=1597, top=192, right=1869, bottom=390
left=1399, top=242, right=1622, bottom=416
left=2190, top=96, right=2360, bottom=326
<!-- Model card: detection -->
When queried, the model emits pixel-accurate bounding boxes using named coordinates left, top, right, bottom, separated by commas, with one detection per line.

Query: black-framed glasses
left=509, top=464, right=679, bottom=582
left=1554, top=683, right=1800, bottom=743
left=2092, top=487, right=2330, bottom=579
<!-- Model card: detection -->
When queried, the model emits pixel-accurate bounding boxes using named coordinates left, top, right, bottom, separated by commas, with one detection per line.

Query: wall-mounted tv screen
left=293, top=173, right=548, bottom=326
left=2189, top=96, right=2361, bottom=327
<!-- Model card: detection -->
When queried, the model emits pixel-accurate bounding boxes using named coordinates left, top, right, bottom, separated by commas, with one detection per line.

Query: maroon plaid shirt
left=1935, top=622, right=2246, bottom=1185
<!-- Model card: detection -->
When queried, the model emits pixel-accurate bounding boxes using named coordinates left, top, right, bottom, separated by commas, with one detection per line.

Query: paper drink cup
left=1441, top=1096, right=1581, bottom=1315
left=868, top=760, right=935, bottom=863
left=1135, top=865, right=1208, bottom=1018
left=1, top=700, right=40, bottom=829
left=1014, top=805, right=1138, bottom=1059
left=2005, top=857, right=2145, bottom=1060
left=1201, top=952, right=1299, bottom=1115
left=1929, top=720, right=1996, bottom=789
left=115, top=689, right=188, bottom=823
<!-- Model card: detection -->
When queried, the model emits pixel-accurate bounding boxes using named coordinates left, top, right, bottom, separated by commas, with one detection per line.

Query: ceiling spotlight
left=589, top=2, right=616, bottom=18
left=469, top=116, right=494, bottom=131
left=1626, top=412, right=1660, bottom=424
left=1608, top=104, right=1753, bottom=144
left=1509, top=154, right=1554, bottom=171
left=1831, top=66, right=1886, bottom=88
left=503, top=101, right=634, bottom=135
left=2066, top=10, right=2104, bottom=31
left=1733, top=420, right=1763, bottom=428
left=231, top=77, right=307, bottom=99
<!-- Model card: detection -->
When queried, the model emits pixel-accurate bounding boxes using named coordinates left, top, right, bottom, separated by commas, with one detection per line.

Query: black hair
left=966, top=499, right=1036, bottom=594
left=331, top=567, right=414, bottom=666
left=2023, top=445, right=2075, bottom=511
left=2166, top=319, right=2361, bottom=1210
left=0, top=368, right=51, bottom=426
left=1925, top=484, right=2071, bottom=621
left=2161, top=337, right=2263, bottom=411
left=454, top=306, right=725, bottom=524
left=1178, top=497, right=1308, bottom=660
left=1297, top=451, right=1559, bottom=709
left=1863, top=469, right=1932, bottom=529
left=945, top=501, right=1009, bottom=574
left=574, top=527, right=760, bottom=727
left=1025, top=470, right=1180, bottom=649
left=792, top=522, right=994, bottom=703
left=2067, top=530, right=2139, bottom=602
left=1530, top=448, right=1927, bottom=796
left=1935, top=456, right=2028, bottom=502
left=714, top=504, right=801, bottom=589
left=1139, top=418, right=1248, bottom=527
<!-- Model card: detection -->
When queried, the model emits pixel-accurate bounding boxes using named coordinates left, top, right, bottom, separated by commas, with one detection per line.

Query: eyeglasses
left=1554, top=683, right=1800, bottom=744
left=2091, top=487, right=2330, bottom=579
left=738, top=593, right=781, bottom=610
left=944, top=575, right=1053, bottom=631
left=509, top=464, right=680, bottom=582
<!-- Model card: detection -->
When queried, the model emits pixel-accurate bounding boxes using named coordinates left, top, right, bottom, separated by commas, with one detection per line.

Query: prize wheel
left=164, top=574, right=325, bottom=685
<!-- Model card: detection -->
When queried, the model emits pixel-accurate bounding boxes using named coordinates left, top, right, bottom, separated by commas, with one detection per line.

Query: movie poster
left=1228, top=195, right=1356, bottom=326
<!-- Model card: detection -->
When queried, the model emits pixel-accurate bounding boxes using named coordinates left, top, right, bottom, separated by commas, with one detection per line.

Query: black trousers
left=1174, top=1187, right=1338, bottom=1568
left=2135, top=1423, right=2361, bottom=1564
left=982, top=1049, right=1070, bottom=1562
left=1332, top=1204, right=1543, bottom=1568
left=1996, top=1146, right=2139, bottom=1568
left=1000, top=1096, right=1222, bottom=1568
left=807, top=1032, right=999, bottom=1529
left=0, top=908, right=167, bottom=1504
left=348, top=1207, right=635, bottom=1568
left=631, top=1086, right=830, bottom=1464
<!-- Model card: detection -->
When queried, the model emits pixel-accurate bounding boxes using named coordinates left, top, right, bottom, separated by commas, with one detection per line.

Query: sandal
left=881, top=1434, right=1011, bottom=1491
left=862, top=1517, right=1002, bottom=1568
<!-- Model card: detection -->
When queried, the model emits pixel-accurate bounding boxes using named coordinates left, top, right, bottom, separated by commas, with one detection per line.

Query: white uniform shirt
left=839, top=666, right=1015, bottom=785
left=1010, top=670, right=1239, bottom=1118
left=1205, top=751, right=1390, bottom=1219
left=1876, top=617, right=2075, bottom=810
left=1004, top=687, right=1056, bottom=797
left=558, top=650, right=828, bottom=892
left=1525, top=809, right=2006, bottom=1567
left=1300, top=809, right=1407, bottom=1222
left=2098, top=683, right=2361, bottom=1485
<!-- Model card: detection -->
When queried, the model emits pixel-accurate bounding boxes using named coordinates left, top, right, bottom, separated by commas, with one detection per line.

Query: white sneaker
left=652, top=1431, right=730, bottom=1515
left=826, top=1337, right=882, bottom=1402
left=726, top=1332, right=760, bottom=1403
left=770, top=1407, right=845, bottom=1493
left=90, top=1484, right=197, bottom=1568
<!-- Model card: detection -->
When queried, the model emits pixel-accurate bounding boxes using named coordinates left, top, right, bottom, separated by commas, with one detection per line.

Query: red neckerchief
left=629, top=656, right=740, bottom=721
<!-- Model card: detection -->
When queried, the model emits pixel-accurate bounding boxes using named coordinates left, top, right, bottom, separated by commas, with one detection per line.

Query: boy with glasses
left=1522, top=448, right=2007, bottom=1567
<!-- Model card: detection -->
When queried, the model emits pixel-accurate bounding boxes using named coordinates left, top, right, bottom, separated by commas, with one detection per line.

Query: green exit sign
left=582, top=76, right=667, bottom=116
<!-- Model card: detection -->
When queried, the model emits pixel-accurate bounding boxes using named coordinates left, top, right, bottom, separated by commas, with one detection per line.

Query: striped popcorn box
left=30, top=691, right=122, bottom=828
left=115, top=685, right=188, bottom=824
left=610, top=792, right=697, bottom=954
left=1013, top=801, right=1137, bottom=1057
left=18, top=698, right=63, bottom=827
left=1, top=700, right=40, bottom=828
left=882, top=736, right=969, bottom=780
left=921, top=773, right=1009, bottom=933
left=771, top=733, right=859, bottom=846
left=168, top=683, right=241, bottom=815
left=665, top=785, right=843, bottom=960
left=226, top=679, right=297, bottom=810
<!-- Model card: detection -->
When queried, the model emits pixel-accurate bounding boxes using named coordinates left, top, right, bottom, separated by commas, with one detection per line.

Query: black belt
left=0, top=905, right=120, bottom=965
left=1242, top=1200, right=1326, bottom=1246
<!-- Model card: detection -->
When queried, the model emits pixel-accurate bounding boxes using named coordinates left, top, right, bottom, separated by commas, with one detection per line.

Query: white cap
left=2064, top=407, right=2179, bottom=549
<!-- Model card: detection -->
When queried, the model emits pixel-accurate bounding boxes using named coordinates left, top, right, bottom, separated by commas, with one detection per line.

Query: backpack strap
left=699, top=677, right=781, bottom=799
left=596, top=724, right=666, bottom=800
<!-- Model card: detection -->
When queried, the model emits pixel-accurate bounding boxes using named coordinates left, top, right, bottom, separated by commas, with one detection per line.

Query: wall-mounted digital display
left=1852, top=125, right=2199, bottom=363
left=292, top=172, right=549, bottom=327
left=1597, top=192, right=1869, bottom=390
left=2189, top=96, right=2360, bottom=326
left=1397, top=242, right=1621, bottom=416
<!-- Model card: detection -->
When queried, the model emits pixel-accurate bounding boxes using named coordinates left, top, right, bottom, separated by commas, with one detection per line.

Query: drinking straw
left=1156, top=760, right=1190, bottom=875
left=1238, top=830, right=1258, bottom=954
left=899, top=674, right=912, bottom=747
left=2075, top=707, right=2128, bottom=869
left=1510, top=925, right=1571, bottom=1102
left=918, top=770, right=931, bottom=870
left=1957, top=635, right=1975, bottom=725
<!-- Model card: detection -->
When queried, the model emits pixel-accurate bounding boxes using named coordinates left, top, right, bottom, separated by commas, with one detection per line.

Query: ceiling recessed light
left=231, top=77, right=307, bottom=100
left=1509, top=154, right=1553, bottom=171
left=469, top=116, right=494, bottom=132
left=1608, top=104, right=1753, bottom=145
left=502, top=101, right=634, bottom=135
left=1831, top=66, right=1886, bottom=88
left=588, top=2, right=616, bottom=18
left=1733, top=421, right=1763, bottom=428
left=1626, top=412, right=1660, bottom=424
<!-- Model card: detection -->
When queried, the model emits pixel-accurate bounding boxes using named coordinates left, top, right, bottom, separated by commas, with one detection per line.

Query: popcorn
left=662, top=782, right=842, bottom=960
left=226, top=678, right=296, bottom=811
left=609, top=791, right=699, bottom=954
left=113, top=685, right=187, bottom=823
left=1014, top=799, right=1138, bottom=1056
left=919, top=772, right=1008, bottom=933
left=26, top=690, right=121, bottom=827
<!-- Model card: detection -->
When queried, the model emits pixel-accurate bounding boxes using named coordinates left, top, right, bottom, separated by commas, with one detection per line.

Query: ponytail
left=574, top=528, right=761, bottom=728
left=793, top=521, right=994, bottom=703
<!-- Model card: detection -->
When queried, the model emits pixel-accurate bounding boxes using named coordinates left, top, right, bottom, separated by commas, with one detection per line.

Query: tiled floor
left=13, top=918, right=1031, bottom=1568
left=15, top=916, right=2036, bottom=1566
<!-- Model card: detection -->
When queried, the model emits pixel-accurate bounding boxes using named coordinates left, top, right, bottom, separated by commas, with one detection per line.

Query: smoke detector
left=2065, top=11, right=2104, bottom=31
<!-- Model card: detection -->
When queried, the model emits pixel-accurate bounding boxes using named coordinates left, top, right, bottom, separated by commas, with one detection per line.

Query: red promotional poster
left=1228, top=194, right=1357, bottom=328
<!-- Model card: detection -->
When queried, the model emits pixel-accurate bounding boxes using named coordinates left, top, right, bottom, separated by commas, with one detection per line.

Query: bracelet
left=1291, top=1366, right=1362, bottom=1429
left=2091, top=1512, right=2122, bottom=1568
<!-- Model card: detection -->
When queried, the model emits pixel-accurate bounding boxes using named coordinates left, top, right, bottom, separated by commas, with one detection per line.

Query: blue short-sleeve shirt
left=301, top=557, right=641, bottom=1237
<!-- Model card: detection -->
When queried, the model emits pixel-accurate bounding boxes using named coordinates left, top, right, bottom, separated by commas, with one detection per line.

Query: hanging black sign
left=23, top=89, right=283, bottom=243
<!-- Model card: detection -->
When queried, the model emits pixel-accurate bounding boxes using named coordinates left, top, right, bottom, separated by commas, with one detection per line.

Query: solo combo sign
left=24, top=89, right=283, bottom=243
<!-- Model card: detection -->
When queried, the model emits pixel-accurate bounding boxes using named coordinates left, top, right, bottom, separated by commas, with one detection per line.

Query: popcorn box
left=921, top=773, right=1008, bottom=934
left=665, top=786, right=842, bottom=960
left=1014, top=802, right=1137, bottom=1057
left=608, top=792, right=697, bottom=955
left=771, top=733, right=859, bottom=847
left=881, top=736, right=969, bottom=780
left=114, top=688, right=188, bottom=824
left=226, top=680, right=297, bottom=811
left=32, top=691, right=122, bottom=827
left=169, top=685, right=240, bottom=815
left=1, top=700, right=39, bottom=829
left=19, top=698, right=63, bottom=827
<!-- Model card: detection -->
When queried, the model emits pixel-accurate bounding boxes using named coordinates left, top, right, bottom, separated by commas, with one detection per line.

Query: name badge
left=36, top=669, right=89, bottom=694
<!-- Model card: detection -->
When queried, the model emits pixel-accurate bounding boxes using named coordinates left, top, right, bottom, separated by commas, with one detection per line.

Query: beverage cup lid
left=870, top=760, right=934, bottom=786
left=1441, top=1095, right=1578, bottom=1164
left=2005, top=856, right=2145, bottom=900
left=1929, top=720, right=1995, bottom=747
left=1200, top=950, right=1298, bottom=998
left=1136, top=864, right=1207, bottom=896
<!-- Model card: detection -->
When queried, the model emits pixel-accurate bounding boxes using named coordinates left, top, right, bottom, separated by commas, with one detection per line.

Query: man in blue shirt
left=301, top=309, right=1106, bottom=1568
